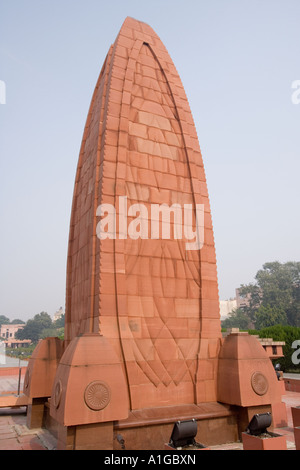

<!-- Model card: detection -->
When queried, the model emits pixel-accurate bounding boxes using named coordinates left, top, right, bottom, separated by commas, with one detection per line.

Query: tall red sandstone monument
left=63, top=16, right=221, bottom=407
left=24, top=17, right=287, bottom=450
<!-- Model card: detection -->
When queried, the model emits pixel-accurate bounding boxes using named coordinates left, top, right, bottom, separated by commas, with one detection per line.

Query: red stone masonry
left=65, top=17, right=221, bottom=410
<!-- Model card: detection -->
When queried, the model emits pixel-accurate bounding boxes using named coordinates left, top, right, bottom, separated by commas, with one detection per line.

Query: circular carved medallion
left=84, top=381, right=111, bottom=411
left=251, top=372, right=269, bottom=396
left=53, top=380, right=63, bottom=409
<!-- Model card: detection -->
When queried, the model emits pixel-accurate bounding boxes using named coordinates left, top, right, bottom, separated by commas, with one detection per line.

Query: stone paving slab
left=0, top=408, right=48, bottom=450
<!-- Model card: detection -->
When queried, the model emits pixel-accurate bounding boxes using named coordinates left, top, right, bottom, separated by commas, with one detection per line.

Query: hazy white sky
left=1, top=0, right=299, bottom=320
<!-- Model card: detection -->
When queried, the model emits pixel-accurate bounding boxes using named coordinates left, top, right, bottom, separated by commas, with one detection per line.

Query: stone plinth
left=291, top=406, right=300, bottom=427
left=23, top=337, right=64, bottom=429
left=242, top=432, right=287, bottom=450
left=294, top=427, right=300, bottom=450
left=50, top=333, right=129, bottom=427
left=217, top=333, right=283, bottom=407
left=217, top=332, right=287, bottom=433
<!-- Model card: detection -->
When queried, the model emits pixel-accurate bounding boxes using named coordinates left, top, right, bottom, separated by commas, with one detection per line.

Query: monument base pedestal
left=56, top=422, right=114, bottom=450
left=113, top=402, right=237, bottom=450
left=43, top=400, right=238, bottom=449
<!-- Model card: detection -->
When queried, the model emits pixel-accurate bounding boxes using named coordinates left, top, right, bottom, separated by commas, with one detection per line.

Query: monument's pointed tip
left=123, top=16, right=143, bottom=24
left=122, top=16, right=141, bottom=27
left=121, top=16, right=152, bottom=33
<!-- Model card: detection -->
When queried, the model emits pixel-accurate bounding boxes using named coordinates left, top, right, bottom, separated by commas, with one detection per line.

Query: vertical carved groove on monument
left=144, top=44, right=204, bottom=389
left=89, top=46, right=114, bottom=334
left=112, top=38, right=203, bottom=405
left=99, top=40, right=136, bottom=409
left=65, top=83, right=99, bottom=340
left=65, top=48, right=113, bottom=341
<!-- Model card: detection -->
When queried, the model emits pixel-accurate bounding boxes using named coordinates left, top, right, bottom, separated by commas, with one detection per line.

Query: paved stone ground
left=0, top=375, right=299, bottom=450
left=0, top=407, right=56, bottom=450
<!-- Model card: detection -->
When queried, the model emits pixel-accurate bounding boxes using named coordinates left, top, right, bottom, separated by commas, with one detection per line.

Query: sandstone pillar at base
left=26, top=397, right=47, bottom=429
left=294, top=427, right=300, bottom=450
left=235, top=405, right=272, bottom=439
left=57, top=422, right=113, bottom=450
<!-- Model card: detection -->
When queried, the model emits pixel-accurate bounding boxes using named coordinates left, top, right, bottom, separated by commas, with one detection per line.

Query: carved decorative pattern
left=84, top=381, right=111, bottom=411
left=251, top=372, right=269, bottom=396
left=122, top=43, right=200, bottom=388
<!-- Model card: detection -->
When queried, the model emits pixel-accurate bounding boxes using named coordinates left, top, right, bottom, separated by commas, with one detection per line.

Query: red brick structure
left=24, top=17, right=287, bottom=449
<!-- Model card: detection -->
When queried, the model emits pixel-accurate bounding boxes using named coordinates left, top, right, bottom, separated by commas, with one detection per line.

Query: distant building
left=220, top=299, right=237, bottom=320
left=236, top=288, right=251, bottom=309
left=0, top=324, right=31, bottom=349
left=53, top=307, right=64, bottom=322
left=4, top=339, right=31, bottom=349
left=0, top=324, right=24, bottom=340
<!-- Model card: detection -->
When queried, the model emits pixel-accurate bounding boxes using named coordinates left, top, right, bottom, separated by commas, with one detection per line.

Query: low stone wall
left=0, top=367, right=27, bottom=377
left=284, top=377, right=300, bottom=393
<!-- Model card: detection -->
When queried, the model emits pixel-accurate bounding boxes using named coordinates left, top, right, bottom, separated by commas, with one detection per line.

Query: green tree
left=10, top=319, right=25, bottom=324
left=53, top=314, right=65, bottom=328
left=254, top=305, right=287, bottom=330
left=40, top=327, right=64, bottom=339
left=238, top=284, right=262, bottom=326
left=221, top=308, right=250, bottom=330
left=0, top=315, right=10, bottom=326
left=40, top=314, right=65, bottom=340
left=238, top=261, right=300, bottom=329
left=16, top=312, right=53, bottom=343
